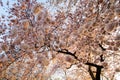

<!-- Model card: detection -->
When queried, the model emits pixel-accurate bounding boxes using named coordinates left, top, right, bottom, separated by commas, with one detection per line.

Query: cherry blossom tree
left=0, top=0, right=120, bottom=80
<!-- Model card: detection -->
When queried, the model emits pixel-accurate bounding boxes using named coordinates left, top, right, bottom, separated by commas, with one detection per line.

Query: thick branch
left=86, top=62, right=103, bottom=80
left=57, top=49, right=79, bottom=61
left=88, top=66, right=96, bottom=80
left=56, top=49, right=104, bottom=80
left=86, top=63, right=103, bottom=68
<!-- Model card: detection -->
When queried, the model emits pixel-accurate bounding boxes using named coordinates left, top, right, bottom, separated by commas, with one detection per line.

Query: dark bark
left=88, top=66, right=96, bottom=80
left=98, top=44, right=106, bottom=51
left=100, top=54, right=104, bottom=62
left=86, top=62, right=103, bottom=80
left=57, top=49, right=79, bottom=60
left=57, top=49, right=104, bottom=80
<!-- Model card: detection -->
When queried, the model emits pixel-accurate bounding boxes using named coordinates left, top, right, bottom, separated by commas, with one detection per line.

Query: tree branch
left=57, top=49, right=79, bottom=61
left=56, top=49, right=104, bottom=80
left=86, top=62, right=103, bottom=80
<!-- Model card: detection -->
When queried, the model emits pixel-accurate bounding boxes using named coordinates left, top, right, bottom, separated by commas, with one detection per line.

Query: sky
left=0, top=0, right=48, bottom=41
